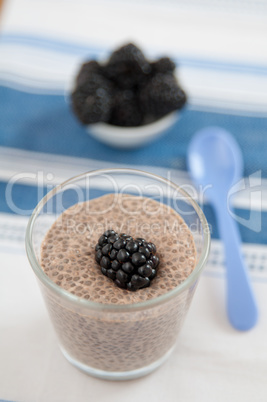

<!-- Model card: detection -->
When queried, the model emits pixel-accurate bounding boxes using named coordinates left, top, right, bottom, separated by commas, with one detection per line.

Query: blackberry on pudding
left=41, top=194, right=197, bottom=304
left=95, top=230, right=159, bottom=290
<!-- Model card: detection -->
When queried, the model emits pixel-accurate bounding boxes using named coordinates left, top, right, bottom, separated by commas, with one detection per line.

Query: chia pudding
left=40, top=193, right=198, bottom=374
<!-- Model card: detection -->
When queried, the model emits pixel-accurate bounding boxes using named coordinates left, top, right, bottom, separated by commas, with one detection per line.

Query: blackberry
left=150, top=57, right=176, bottom=75
left=103, top=43, right=151, bottom=89
left=139, top=73, right=187, bottom=118
left=75, top=60, right=102, bottom=87
left=71, top=68, right=114, bottom=124
left=70, top=43, right=187, bottom=127
left=95, top=230, right=159, bottom=291
left=108, top=90, right=143, bottom=127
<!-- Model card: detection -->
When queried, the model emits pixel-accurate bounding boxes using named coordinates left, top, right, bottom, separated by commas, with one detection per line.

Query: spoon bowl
left=188, top=127, right=243, bottom=199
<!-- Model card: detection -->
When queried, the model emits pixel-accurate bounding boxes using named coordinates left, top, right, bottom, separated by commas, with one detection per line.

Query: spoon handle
left=215, top=202, right=258, bottom=330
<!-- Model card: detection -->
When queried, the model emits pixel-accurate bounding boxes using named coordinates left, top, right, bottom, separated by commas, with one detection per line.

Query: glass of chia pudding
left=25, top=168, right=210, bottom=380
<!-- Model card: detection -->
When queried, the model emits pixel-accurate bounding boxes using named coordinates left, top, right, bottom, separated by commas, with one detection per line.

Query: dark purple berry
left=150, top=269, right=157, bottom=280
left=139, top=73, right=186, bottom=118
left=101, top=267, right=107, bottom=276
left=115, top=279, right=127, bottom=289
left=103, top=43, right=151, bottom=89
left=138, top=264, right=153, bottom=278
left=111, top=260, right=121, bottom=271
left=95, top=249, right=102, bottom=263
left=120, top=234, right=133, bottom=241
left=94, top=230, right=159, bottom=291
left=102, top=243, right=112, bottom=256
left=107, top=269, right=116, bottom=280
left=113, top=238, right=127, bottom=250
left=147, top=242, right=157, bottom=253
left=117, top=249, right=130, bottom=263
left=139, top=246, right=150, bottom=259
left=125, top=240, right=139, bottom=254
left=100, top=256, right=110, bottom=269
left=75, top=60, right=102, bottom=87
left=127, top=282, right=135, bottom=291
left=71, top=77, right=113, bottom=124
left=109, top=89, right=143, bottom=127
left=151, top=255, right=159, bottom=268
left=98, top=235, right=107, bottom=246
left=109, top=249, right=118, bottom=260
left=150, top=57, right=176, bottom=75
left=116, top=269, right=129, bottom=283
left=136, top=237, right=145, bottom=244
left=132, top=252, right=147, bottom=267
left=122, top=262, right=134, bottom=274
left=131, top=275, right=150, bottom=289
left=108, top=234, right=119, bottom=244
left=104, top=229, right=116, bottom=237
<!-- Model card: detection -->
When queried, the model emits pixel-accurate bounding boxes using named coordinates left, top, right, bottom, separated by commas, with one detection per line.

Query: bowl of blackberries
left=70, top=43, right=187, bottom=149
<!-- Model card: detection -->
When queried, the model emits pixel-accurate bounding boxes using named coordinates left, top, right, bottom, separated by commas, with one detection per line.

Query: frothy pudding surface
left=41, top=194, right=196, bottom=304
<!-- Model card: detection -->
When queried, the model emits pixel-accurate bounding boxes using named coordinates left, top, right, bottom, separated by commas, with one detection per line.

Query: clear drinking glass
left=25, top=168, right=210, bottom=380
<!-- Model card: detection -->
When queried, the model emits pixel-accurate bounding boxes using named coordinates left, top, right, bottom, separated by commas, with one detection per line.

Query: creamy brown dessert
left=40, top=194, right=197, bottom=373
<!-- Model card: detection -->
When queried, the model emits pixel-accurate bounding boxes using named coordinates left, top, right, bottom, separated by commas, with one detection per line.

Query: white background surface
left=0, top=1, right=267, bottom=401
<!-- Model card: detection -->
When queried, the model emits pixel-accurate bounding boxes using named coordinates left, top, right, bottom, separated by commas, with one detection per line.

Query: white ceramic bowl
left=87, top=111, right=179, bottom=149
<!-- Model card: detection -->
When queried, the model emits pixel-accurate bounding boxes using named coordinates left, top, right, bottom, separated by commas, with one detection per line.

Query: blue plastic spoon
left=187, top=127, right=258, bottom=331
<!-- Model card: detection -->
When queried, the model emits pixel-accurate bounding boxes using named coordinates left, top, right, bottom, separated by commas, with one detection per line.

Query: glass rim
left=25, top=168, right=210, bottom=312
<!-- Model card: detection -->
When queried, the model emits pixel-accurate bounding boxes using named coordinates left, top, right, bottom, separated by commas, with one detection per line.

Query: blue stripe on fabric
left=1, top=33, right=267, bottom=76
left=0, top=33, right=103, bottom=57
left=0, top=181, right=266, bottom=245
left=0, top=400, right=15, bottom=402
left=0, top=181, right=46, bottom=215
left=0, top=87, right=267, bottom=178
